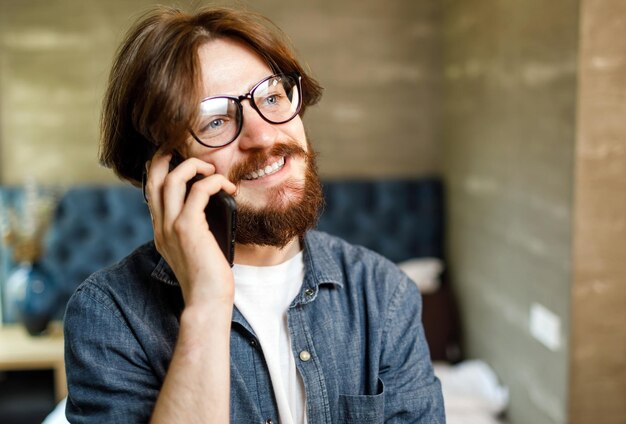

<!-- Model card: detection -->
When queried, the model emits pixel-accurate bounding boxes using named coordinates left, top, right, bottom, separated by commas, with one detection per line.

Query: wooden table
left=0, top=322, right=66, bottom=402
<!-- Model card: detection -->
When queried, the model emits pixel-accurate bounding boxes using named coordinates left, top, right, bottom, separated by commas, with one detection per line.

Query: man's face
left=182, top=37, right=323, bottom=247
left=183, top=37, right=309, bottom=211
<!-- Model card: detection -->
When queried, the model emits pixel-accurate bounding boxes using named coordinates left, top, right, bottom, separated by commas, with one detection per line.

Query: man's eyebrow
left=204, top=74, right=274, bottom=99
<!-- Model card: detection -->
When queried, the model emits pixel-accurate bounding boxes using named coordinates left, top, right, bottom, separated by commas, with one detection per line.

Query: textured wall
left=441, top=1, right=579, bottom=423
left=570, top=0, right=626, bottom=422
left=0, top=0, right=441, bottom=184
left=0, top=0, right=116, bottom=185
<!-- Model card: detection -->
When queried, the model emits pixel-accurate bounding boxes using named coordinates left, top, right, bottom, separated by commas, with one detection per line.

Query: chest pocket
left=337, top=379, right=385, bottom=423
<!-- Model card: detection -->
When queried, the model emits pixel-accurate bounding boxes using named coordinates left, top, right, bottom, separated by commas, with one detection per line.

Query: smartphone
left=169, top=152, right=237, bottom=267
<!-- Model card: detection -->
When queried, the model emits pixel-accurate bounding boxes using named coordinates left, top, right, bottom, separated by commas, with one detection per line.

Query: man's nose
left=236, top=102, right=278, bottom=150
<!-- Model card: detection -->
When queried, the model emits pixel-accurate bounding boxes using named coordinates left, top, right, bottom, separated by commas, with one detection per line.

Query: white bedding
left=435, top=360, right=509, bottom=424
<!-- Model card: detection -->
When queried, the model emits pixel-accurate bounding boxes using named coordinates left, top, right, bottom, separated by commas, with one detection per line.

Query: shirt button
left=304, top=288, right=315, bottom=297
left=299, top=350, right=311, bottom=362
left=265, top=419, right=273, bottom=424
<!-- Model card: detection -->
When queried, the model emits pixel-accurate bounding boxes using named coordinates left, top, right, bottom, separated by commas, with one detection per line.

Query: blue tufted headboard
left=0, top=186, right=153, bottom=322
left=317, top=178, right=444, bottom=263
left=0, top=178, right=444, bottom=322
left=42, top=187, right=154, bottom=299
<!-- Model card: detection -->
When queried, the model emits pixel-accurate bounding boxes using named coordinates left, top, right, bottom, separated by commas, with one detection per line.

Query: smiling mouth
left=242, top=157, right=286, bottom=181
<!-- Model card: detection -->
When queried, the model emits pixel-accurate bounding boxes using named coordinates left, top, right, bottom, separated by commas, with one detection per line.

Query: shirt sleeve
left=379, top=271, right=446, bottom=423
left=64, top=281, right=160, bottom=423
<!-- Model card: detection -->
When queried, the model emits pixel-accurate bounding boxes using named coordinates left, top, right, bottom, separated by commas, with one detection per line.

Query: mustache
left=228, top=141, right=308, bottom=184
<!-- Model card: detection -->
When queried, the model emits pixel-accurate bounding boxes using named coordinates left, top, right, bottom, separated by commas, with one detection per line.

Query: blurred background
left=0, top=0, right=624, bottom=424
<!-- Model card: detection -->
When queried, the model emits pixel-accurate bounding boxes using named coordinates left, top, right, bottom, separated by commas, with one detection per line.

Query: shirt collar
left=150, top=247, right=178, bottom=286
left=150, top=230, right=344, bottom=291
left=301, top=231, right=343, bottom=288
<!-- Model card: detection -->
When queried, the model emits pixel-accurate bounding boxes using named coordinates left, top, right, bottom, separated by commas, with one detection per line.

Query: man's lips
left=242, top=157, right=286, bottom=180
left=228, top=141, right=306, bottom=184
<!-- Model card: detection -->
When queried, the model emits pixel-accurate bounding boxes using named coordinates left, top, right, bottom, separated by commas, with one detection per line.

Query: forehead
left=197, top=37, right=274, bottom=97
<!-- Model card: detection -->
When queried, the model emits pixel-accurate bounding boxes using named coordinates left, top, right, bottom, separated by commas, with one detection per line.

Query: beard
left=228, top=139, right=324, bottom=248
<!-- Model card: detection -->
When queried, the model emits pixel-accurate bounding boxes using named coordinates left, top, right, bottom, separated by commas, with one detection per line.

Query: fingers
left=180, top=174, right=236, bottom=226
left=145, top=151, right=235, bottom=243
left=161, top=157, right=216, bottom=226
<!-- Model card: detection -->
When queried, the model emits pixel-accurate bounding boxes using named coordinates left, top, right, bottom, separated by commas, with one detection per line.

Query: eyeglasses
left=189, top=72, right=302, bottom=148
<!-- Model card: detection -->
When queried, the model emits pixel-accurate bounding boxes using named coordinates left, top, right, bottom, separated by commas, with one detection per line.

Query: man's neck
left=234, top=237, right=301, bottom=267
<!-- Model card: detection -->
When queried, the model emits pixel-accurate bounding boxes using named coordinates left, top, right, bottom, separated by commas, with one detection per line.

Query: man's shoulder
left=69, top=241, right=159, bottom=302
left=304, top=231, right=422, bottom=333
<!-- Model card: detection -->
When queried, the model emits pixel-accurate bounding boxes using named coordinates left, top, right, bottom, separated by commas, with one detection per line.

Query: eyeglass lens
left=193, top=73, right=300, bottom=147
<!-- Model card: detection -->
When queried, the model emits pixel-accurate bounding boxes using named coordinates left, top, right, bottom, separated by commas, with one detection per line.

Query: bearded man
left=63, top=6, right=445, bottom=424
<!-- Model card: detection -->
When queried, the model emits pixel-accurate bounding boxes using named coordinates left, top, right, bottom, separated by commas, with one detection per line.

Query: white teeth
left=243, top=157, right=285, bottom=180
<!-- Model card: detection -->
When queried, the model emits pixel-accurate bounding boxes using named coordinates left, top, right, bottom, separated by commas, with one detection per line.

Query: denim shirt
left=64, top=231, right=445, bottom=423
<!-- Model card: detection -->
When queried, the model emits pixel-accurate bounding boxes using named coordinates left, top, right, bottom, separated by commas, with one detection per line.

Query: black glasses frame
left=189, top=72, right=302, bottom=149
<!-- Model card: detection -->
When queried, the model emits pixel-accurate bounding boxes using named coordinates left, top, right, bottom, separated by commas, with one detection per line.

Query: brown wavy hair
left=99, top=6, right=323, bottom=186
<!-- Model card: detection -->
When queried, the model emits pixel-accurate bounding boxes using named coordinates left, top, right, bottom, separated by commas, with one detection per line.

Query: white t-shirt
left=233, top=252, right=307, bottom=424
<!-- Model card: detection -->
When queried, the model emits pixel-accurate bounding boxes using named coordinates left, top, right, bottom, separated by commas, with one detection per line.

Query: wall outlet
left=529, top=303, right=561, bottom=351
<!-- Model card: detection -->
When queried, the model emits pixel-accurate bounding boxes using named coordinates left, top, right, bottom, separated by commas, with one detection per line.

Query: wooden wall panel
left=570, top=1, right=626, bottom=422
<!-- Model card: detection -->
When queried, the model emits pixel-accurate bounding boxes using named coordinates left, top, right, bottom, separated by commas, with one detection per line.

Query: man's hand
left=145, top=150, right=237, bottom=307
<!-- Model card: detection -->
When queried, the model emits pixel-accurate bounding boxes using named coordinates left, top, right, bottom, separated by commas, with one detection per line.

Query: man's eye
left=209, top=119, right=224, bottom=128
left=202, top=118, right=225, bottom=131
left=264, top=94, right=283, bottom=106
